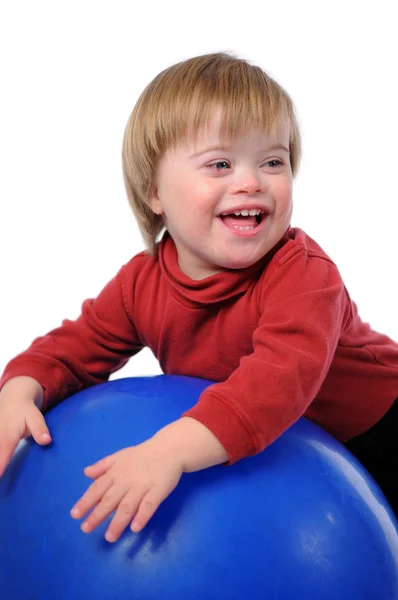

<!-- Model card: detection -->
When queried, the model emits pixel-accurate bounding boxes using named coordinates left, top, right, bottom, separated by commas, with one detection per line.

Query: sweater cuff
left=0, top=360, right=66, bottom=411
left=181, top=391, right=257, bottom=465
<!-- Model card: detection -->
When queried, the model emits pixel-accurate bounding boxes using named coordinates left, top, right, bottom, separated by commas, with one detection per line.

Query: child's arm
left=70, top=416, right=227, bottom=542
left=0, top=258, right=145, bottom=476
left=183, top=248, right=352, bottom=466
left=153, top=416, right=229, bottom=471
left=0, top=258, right=145, bottom=411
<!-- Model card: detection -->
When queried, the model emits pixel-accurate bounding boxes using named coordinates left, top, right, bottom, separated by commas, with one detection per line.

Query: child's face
left=149, top=108, right=293, bottom=280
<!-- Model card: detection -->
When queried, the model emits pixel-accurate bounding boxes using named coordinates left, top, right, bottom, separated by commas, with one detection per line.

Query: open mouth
left=218, top=208, right=267, bottom=231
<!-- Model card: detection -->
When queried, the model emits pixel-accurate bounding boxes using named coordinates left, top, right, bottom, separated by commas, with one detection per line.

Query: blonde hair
left=122, top=51, right=302, bottom=255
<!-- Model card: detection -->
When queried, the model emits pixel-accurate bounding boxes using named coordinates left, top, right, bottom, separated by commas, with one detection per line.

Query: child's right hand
left=0, top=376, right=51, bottom=477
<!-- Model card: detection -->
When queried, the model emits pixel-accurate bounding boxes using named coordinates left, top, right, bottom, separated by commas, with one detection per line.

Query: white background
left=1, top=1, right=397, bottom=379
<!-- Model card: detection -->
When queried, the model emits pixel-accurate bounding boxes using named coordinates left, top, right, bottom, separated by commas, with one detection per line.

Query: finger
left=26, top=406, right=52, bottom=445
left=131, top=489, right=163, bottom=533
left=105, top=490, right=143, bottom=543
left=84, top=455, right=114, bottom=479
left=70, top=474, right=112, bottom=521
left=0, top=434, right=20, bottom=477
left=81, top=484, right=126, bottom=534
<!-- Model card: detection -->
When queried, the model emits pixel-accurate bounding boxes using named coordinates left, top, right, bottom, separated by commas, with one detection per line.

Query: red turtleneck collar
left=157, top=227, right=291, bottom=308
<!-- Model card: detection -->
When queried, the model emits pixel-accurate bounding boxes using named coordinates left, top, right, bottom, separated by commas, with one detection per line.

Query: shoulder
left=116, top=244, right=162, bottom=295
left=267, top=226, right=342, bottom=274
left=273, top=227, right=338, bottom=267
left=120, top=244, right=160, bottom=276
left=112, top=245, right=164, bottom=320
left=254, top=228, right=352, bottom=328
left=258, top=227, right=346, bottom=299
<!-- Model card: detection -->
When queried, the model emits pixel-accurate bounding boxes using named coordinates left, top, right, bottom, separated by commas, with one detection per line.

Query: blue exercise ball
left=0, top=375, right=397, bottom=599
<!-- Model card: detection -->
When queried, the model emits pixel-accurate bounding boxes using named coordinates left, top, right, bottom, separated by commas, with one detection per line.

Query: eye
left=206, top=160, right=230, bottom=171
left=266, top=159, right=283, bottom=168
left=205, top=159, right=284, bottom=171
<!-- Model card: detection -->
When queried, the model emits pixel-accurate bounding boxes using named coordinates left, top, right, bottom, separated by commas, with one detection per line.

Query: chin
left=221, top=255, right=263, bottom=271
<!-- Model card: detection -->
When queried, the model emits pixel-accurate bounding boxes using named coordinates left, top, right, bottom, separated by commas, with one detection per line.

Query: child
left=0, top=52, right=397, bottom=544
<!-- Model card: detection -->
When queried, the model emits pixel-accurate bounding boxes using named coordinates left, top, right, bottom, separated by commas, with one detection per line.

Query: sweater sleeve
left=0, top=262, right=144, bottom=410
left=182, top=245, right=350, bottom=465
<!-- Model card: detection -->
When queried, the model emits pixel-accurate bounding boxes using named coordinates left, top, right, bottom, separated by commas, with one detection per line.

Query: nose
left=232, top=169, right=263, bottom=195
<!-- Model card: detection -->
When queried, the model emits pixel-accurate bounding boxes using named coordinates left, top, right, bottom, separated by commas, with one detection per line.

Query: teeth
left=220, top=208, right=265, bottom=216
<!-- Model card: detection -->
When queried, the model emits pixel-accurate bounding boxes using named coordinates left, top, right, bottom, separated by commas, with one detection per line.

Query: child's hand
left=70, top=438, right=184, bottom=542
left=0, top=376, right=50, bottom=477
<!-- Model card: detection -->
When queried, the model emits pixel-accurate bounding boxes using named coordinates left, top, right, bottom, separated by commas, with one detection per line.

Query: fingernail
left=131, top=521, right=140, bottom=532
left=41, top=433, right=51, bottom=442
left=81, top=522, right=89, bottom=532
left=70, top=508, right=80, bottom=518
left=105, top=531, right=116, bottom=543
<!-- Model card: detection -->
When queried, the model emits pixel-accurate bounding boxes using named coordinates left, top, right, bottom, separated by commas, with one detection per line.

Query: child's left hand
left=70, top=438, right=184, bottom=542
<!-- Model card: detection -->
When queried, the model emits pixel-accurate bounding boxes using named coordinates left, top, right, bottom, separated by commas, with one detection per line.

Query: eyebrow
left=189, top=143, right=290, bottom=159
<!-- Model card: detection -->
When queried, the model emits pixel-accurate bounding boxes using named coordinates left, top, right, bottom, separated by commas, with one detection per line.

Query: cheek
left=193, top=182, right=222, bottom=217
left=275, top=179, right=293, bottom=210
left=178, top=179, right=218, bottom=215
left=191, top=178, right=214, bottom=196
left=168, top=177, right=209, bottom=208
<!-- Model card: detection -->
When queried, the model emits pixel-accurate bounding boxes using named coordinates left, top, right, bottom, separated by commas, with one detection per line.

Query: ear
left=147, top=184, right=164, bottom=215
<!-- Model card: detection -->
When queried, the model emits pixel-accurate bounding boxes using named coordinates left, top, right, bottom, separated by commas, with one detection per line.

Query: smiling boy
left=0, top=52, right=397, bottom=543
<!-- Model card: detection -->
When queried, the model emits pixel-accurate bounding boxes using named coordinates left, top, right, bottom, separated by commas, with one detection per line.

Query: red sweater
left=1, top=227, right=397, bottom=464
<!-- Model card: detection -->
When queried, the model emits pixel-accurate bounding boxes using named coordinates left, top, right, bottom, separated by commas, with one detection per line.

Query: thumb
left=26, top=405, right=52, bottom=445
